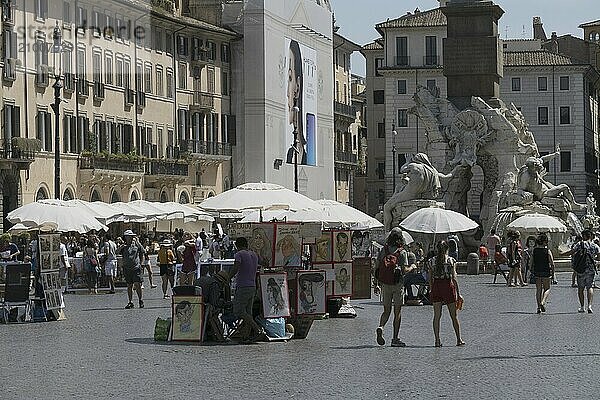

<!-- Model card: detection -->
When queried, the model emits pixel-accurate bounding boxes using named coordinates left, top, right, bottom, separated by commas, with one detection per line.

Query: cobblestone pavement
left=2, top=272, right=600, bottom=399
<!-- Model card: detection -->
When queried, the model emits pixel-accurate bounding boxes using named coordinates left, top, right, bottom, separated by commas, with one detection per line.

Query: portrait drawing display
left=296, top=270, right=326, bottom=315
left=260, top=273, right=290, bottom=318
left=171, top=296, right=204, bottom=342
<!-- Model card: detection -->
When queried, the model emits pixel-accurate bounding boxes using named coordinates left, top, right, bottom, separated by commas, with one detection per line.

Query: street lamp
left=391, top=123, right=398, bottom=192
left=292, top=104, right=300, bottom=193
left=50, top=23, right=68, bottom=199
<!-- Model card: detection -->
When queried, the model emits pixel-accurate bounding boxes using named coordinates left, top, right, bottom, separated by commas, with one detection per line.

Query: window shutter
left=45, top=111, right=52, bottom=151
left=13, top=106, right=20, bottom=138
left=228, top=115, right=236, bottom=145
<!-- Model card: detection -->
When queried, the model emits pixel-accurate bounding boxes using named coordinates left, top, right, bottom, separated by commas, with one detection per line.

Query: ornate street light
left=292, top=104, right=300, bottom=193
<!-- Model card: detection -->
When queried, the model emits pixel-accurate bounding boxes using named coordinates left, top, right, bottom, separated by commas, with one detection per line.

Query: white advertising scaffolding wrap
left=284, top=38, right=318, bottom=167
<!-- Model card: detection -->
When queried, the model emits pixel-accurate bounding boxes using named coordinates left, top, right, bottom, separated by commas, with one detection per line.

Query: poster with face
left=285, top=38, right=317, bottom=166
left=39, top=236, right=51, bottom=252
left=248, top=224, right=276, bottom=268
left=334, top=263, right=353, bottom=296
left=274, top=224, right=302, bottom=267
left=352, top=231, right=371, bottom=258
left=51, top=235, right=60, bottom=252
left=171, top=296, right=204, bottom=342
left=312, top=232, right=332, bottom=264
left=260, top=273, right=290, bottom=318
left=333, top=231, right=352, bottom=262
left=296, top=270, right=326, bottom=315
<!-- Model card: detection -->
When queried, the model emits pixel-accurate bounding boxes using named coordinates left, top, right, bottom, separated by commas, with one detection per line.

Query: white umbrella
left=400, top=207, right=478, bottom=234
left=151, top=202, right=214, bottom=223
left=198, top=182, right=321, bottom=213
left=7, top=201, right=108, bottom=233
left=317, top=199, right=384, bottom=230
left=507, top=213, right=567, bottom=233
left=239, top=208, right=326, bottom=224
left=8, top=222, right=56, bottom=234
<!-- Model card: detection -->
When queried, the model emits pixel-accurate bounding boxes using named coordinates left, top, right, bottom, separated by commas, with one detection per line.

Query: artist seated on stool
left=194, top=270, right=232, bottom=341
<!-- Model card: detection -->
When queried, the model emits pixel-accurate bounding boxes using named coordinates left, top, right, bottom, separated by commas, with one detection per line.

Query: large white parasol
left=506, top=213, right=567, bottom=233
left=198, top=182, right=322, bottom=213
left=400, top=207, right=479, bottom=234
left=317, top=199, right=384, bottom=230
left=7, top=201, right=108, bottom=233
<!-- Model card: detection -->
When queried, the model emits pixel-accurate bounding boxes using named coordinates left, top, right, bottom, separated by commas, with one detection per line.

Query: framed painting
left=351, top=257, right=372, bottom=300
left=296, top=270, right=326, bottom=315
left=259, top=272, right=290, bottom=318
left=333, top=262, right=353, bottom=296
left=274, top=223, right=302, bottom=268
left=333, top=231, right=352, bottom=262
left=171, top=296, right=204, bottom=342
left=311, top=232, right=332, bottom=264
left=247, top=223, right=276, bottom=269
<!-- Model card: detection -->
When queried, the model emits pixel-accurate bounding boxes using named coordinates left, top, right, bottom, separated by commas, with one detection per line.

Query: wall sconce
left=273, top=158, right=283, bottom=170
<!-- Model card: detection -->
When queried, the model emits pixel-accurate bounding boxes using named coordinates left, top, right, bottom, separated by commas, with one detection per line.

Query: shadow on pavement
left=330, top=345, right=380, bottom=350
left=499, top=311, right=574, bottom=315
left=81, top=306, right=170, bottom=312
left=461, top=353, right=600, bottom=361
left=125, top=338, right=256, bottom=347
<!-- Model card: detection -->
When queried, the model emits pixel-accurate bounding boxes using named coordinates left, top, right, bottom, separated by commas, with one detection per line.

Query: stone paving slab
left=1, top=272, right=599, bottom=399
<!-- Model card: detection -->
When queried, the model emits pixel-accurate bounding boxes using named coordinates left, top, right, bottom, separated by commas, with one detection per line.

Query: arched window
left=63, top=188, right=74, bottom=201
left=160, top=191, right=168, bottom=203
left=207, top=191, right=215, bottom=198
left=36, top=187, right=49, bottom=201
left=90, top=189, right=102, bottom=202
left=179, top=191, right=190, bottom=204
left=111, top=190, right=121, bottom=204
left=130, top=191, right=139, bottom=201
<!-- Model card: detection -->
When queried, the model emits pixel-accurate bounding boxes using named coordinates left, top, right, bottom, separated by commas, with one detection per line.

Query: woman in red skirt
left=428, top=240, right=465, bottom=347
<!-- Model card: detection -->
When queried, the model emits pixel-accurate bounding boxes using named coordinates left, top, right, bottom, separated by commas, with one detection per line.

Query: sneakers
left=391, top=339, right=406, bottom=347
left=163, top=294, right=170, bottom=299
left=539, top=304, right=546, bottom=313
left=150, top=284, right=158, bottom=289
left=139, top=300, right=145, bottom=309
left=588, top=306, right=593, bottom=314
left=125, top=302, right=134, bottom=309
left=579, top=306, right=586, bottom=313
left=376, top=327, right=385, bottom=346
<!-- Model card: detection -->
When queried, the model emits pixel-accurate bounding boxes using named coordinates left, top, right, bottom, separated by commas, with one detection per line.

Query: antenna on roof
left=504, top=25, right=509, bottom=39
left=522, top=24, right=526, bottom=38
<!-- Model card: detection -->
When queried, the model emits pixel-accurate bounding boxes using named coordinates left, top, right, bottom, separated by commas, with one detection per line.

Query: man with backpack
left=564, top=230, right=600, bottom=313
left=374, top=227, right=410, bottom=347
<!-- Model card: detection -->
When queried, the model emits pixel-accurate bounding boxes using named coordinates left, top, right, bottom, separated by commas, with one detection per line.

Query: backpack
left=572, top=242, right=595, bottom=274
left=376, top=247, right=404, bottom=285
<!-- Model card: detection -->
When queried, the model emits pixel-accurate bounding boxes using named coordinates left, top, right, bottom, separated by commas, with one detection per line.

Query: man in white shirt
left=195, top=232, right=204, bottom=270
left=59, top=236, right=71, bottom=292
left=103, top=234, right=118, bottom=294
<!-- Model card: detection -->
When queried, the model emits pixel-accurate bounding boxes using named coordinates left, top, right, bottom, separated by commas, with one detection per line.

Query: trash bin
left=467, top=253, right=479, bottom=275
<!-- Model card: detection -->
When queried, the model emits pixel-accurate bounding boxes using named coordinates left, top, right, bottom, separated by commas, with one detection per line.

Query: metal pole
left=293, top=105, right=299, bottom=193
left=51, top=76, right=62, bottom=199
left=391, top=123, right=396, bottom=193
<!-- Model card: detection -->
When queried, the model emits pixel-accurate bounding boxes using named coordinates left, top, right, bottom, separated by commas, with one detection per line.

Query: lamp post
left=292, top=104, right=300, bottom=193
left=391, top=123, right=398, bottom=193
left=50, top=23, right=67, bottom=199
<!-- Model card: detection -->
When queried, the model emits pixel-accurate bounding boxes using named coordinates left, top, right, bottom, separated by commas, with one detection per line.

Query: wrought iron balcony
left=35, top=65, right=49, bottom=87
left=77, top=78, right=89, bottom=97
left=78, top=155, right=144, bottom=173
left=93, top=81, right=105, bottom=100
left=394, top=55, right=410, bottom=67
left=0, top=138, right=37, bottom=169
left=180, top=139, right=232, bottom=157
left=124, top=88, right=135, bottom=106
left=191, top=91, right=214, bottom=111
left=63, top=73, right=75, bottom=92
left=3, top=58, right=17, bottom=81
left=136, top=90, right=146, bottom=108
left=334, top=101, right=356, bottom=119
left=335, top=151, right=358, bottom=164
left=424, top=55, right=439, bottom=66
left=146, top=159, right=189, bottom=176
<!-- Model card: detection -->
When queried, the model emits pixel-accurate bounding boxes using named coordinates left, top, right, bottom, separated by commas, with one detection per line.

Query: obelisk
left=441, top=0, right=504, bottom=110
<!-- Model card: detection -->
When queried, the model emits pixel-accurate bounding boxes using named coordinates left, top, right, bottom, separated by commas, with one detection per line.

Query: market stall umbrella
left=40, top=199, right=129, bottom=225
left=239, top=208, right=327, bottom=224
left=317, top=199, right=384, bottom=230
left=506, top=213, right=567, bottom=233
left=150, top=201, right=214, bottom=223
left=7, top=201, right=108, bottom=233
left=8, top=222, right=57, bottom=234
left=198, top=182, right=322, bottom=213
left=399, top=207, right=479, bottom=234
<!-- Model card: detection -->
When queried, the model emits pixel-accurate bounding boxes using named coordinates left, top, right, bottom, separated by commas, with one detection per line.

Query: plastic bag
left=154, top=317, right=171, bottom=341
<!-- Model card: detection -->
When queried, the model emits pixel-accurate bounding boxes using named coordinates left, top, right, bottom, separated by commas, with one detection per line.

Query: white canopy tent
left=7, top=201, right=108, bottom=233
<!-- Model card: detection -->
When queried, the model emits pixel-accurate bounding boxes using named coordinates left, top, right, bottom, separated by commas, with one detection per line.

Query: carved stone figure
left=448, top=110, right=490, bottom=167
left=516, top=147, right=585, bottom=212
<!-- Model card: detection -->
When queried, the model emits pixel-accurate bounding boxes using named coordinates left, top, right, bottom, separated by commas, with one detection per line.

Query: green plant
left=11, top=137, right=42, bottom=152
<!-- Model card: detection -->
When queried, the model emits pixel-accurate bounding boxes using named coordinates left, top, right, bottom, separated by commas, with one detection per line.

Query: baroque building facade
left=0, top=0, right=236, bottom=231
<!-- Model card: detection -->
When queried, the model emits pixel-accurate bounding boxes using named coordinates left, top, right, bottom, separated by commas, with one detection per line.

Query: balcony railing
left=136, top=90, right=146, bottom=108
left=180, top=139, right=232, bottom=156
left=424, top=55, right=439, bottom=66
left=77, top=78, right=89, bottom=97
left=63, top=73, right=75, bottom=92
left=335, top=151, right=358, bottom=164
left=93, top=81, right=105, bottom=100
left=3, top=58, right=17, bottom=81
left=78, top=155, right=144, bottom=173
left=334, top=101, right=356, bottom=119
left=394, top=55, right=410, bottom=66
left=191, top=91, right=214, bottom=110
left=124, top=88, right=135, bottom=106
left=146, top=160, right=189, bottom=176
left=35, top=65, right=49, bottom=87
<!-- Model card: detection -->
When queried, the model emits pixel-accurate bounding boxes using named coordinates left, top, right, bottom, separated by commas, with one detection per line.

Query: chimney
left=438, top=0, right=449, bottom=7
left=533, top=16, right=547, bottom=41
left=550, top=32, right=559, bottom=53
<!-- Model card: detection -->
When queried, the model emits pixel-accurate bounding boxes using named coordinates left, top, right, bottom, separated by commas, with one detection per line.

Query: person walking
left=521, top=235, right=537, bottom=284
left=563, top=230, right=599, bottom=313
left=529, top=233, right=554, bottom=314
left=158, top=240, right=176, bottom=298
left=374, top=228, right=410, bottom=347
left=428, top=240, right=465, bottom=347
left=141, top=237, right=157, bottom=289
left=179, top=232, right=197, bottom=286
left=229, top=237, right=263, bottom=343
left=487, top=229, right=501, bottom=259
left=507, top=231, right=525, bottom=286
left=82, top=238, right=99, bottom=294
left=119, top=230, right=145, bottom=309
left=102, top=234, right=118, bottom=294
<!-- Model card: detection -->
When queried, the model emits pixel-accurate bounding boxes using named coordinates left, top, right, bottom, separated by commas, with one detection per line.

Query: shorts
left=105, top=260, right=117, bottom=277
left=124, top=267, right=143, bottom=285
left=160, top=264, right=175, bottom=276
left=382, top=283, right=404, bottom=308
left=577, top=270, right=596, bottom=289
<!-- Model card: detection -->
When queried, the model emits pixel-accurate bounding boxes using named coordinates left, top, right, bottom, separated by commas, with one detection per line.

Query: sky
left=329, top=0, right=599, bottom=76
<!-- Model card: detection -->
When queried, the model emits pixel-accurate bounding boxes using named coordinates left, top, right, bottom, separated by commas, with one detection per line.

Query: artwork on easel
left=296, top=270, right=326, bottom=315
left=333, top=231, right=352, bottom=262
left=274, top=224, right=302, bottom=267
left=39, top=234, right=61, bottom=272
left=311, top=232, right=332, bottom=264
left=333, top=263, right=353, bottom=296
left=259, top=272, right=290, bottom=318
left=171, top=296, right=204, bottom=342
left=44, top=289, right=64, bottom=310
